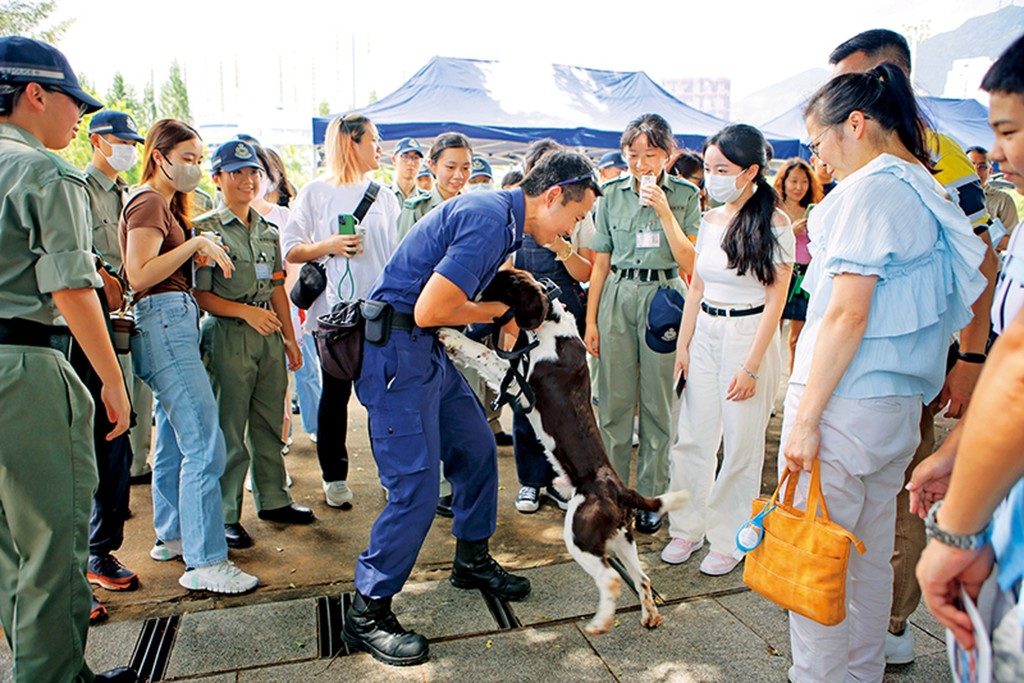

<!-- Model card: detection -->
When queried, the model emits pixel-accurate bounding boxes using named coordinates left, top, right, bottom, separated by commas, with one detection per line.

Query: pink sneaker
left=699, top=550, right=741, bottom=576
left=660, top=538, right=703, bottom=565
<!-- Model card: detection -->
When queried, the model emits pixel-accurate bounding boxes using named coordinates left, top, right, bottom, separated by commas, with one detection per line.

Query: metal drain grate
left=316, top=593, right=351, bottom=658
left=481, top=590, right=521, bottom=630
left=129, top=614, right=180, bottom=682
left=609, top=557, right=664, bottom=605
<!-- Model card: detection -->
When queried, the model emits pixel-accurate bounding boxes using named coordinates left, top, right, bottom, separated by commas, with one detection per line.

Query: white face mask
left=161, top=159, right=203, bottom=194
left=467, top=182, right=492, bottom=193
left=104, top=142, right=138, bottom=173
left=705, top=172, right=748, bottom=204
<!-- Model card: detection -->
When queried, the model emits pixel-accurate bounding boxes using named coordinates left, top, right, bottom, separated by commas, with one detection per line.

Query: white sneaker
left=515, top=486, right=540, bottom=513
left=323, top=480, right=353, bottom=508
left=309, top=433, right=318, bottom=444
left=787, top=665, right=797, bottom=683
left=885, top=624, right=915, bottom=664
left=150, top=538, right=183, bottom=562
left=699, top=550, right=741, bottom=576
left=178, top=560, right=258, bottom=594
left=281, top=437, right=294, bottom=455
left=661, top=538, right=703, bottom=565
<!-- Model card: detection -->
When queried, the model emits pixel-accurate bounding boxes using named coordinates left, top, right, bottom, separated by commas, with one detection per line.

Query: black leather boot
left=449, top=538, right=531, bottom=601
left=342, top=592, right=429, bottom=666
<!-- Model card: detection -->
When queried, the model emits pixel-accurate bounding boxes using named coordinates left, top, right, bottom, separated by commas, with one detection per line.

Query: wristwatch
left=957, top=352, right=987, bottom=364
left=555, top=243, right=573, bottom=262
left=924, top=500, right=992, bottom=550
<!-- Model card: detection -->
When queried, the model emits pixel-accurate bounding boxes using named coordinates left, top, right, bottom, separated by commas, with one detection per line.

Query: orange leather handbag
left=740, top=460, right=866, bottom=626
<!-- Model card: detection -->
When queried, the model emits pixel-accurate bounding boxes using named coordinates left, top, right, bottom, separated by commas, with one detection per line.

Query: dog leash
left=488, top=278, right=562, bottom=416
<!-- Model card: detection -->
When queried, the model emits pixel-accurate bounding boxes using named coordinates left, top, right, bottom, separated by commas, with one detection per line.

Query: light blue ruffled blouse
left=790, top=154, right=987, bottom=401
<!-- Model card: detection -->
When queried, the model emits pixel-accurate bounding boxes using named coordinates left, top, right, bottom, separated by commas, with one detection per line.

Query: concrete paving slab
left=642, top=547, right=746, bottom=603
left=586, top=597, right=790, bottom=682
left=510, top=561, right=639, bottom=627
left=392, top=578, right=499, bottom=639
left=165, top=599, right=317, bottom=679
left=715, top=589, right=792, bottom=658
left=84, top=619, right=143, bottom=673
left=165, top=675, right=235, bottom=683
left=238, top=623, right=615, bottom=683
left=0, top=642, right=9, bottom=683
left=884, top=651, right=954, bottom=682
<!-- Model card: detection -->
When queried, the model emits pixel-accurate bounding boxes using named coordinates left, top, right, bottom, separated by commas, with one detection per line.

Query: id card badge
left=636, top=231, right=661, bottom=249
left=254, top=262, right=273, bottom=280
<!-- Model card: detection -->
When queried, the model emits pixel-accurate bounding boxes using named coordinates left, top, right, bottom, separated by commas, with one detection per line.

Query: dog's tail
left=620, top=488, right=690, bottom=516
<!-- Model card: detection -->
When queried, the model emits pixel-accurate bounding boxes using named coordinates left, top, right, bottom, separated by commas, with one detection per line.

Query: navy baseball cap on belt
left=417, top=161, right=434, bottom=178
left=89, top=110, right=144, bottom=142
left=599, top=152, right=627, bottom=170
left=645, top=288, right=685, bottom=354
left=470, top=156, right=493, bottom=180
left=211, top=140, right=263, bottom=174
left=394, top=137, right=423, bottom=157
left=0, top=36, right=103, bottom=114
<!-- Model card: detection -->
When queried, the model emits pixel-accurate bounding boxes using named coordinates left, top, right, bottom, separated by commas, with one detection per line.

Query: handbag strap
left=353, top=182, right=380, bottom=225
left=775, top=461, right=867, bottom=555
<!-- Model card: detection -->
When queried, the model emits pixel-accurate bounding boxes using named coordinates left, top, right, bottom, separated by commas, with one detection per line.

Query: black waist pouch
left=361, top=300, right=392, bottom=346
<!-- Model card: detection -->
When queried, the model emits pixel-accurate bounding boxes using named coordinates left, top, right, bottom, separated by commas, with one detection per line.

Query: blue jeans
left=131, top=292, right=228, bottom=568
left=513, top=411, right=554, bottom=488
left=293, top=332, right=321, bottom=436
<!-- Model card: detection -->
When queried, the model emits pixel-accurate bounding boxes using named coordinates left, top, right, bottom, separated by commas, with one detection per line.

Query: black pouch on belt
left=361, top=300, right=393, bottom=346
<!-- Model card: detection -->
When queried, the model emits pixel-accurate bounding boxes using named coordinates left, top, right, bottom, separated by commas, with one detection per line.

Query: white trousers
left=781, top=384, right=921, bottom=683
left=667, top=310, right=780, bottom=557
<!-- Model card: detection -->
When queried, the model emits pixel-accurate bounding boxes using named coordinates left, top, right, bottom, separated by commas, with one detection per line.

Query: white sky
left=53, top=0, right=1012, bottom=119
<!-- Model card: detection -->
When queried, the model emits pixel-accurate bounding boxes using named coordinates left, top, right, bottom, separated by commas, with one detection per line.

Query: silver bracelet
left=739, top=364, right=759, bottom=380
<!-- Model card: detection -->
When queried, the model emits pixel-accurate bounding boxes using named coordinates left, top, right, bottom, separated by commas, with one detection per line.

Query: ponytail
left=704, top=124, right=781, bottom=286
left=805, top=62, right=931, bottom=168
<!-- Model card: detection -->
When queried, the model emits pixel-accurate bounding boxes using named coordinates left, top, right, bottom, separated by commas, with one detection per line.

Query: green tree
left=139, top=80, right=158, bottom=130
left=106, top=72, right=139, bottom=112
left=0, top=1, right=72, bottom=43
left=160, top=61, right=192, bottom=124
left=317, top=100, right=331, bottom=116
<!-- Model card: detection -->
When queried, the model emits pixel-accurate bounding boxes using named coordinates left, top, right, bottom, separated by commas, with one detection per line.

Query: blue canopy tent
left=761, top=96, right=993, bottom=159
left=312, top=56, right=802, bottom=159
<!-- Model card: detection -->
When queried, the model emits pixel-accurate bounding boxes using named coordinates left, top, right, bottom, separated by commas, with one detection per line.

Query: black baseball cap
left=89, top=110, right=144, bottom=142
left=0, top=37, right=103, bottom=114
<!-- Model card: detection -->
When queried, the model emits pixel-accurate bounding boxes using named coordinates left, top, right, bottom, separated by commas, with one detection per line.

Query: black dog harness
left=489, top=279, right=561, bottom=416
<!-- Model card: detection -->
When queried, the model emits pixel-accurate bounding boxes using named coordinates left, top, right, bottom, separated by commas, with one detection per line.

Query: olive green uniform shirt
left=389, top=182, right=423, bottom=207
left=0, top=123, right=102, bottom=325
left=83, top=163, right=129, bottom=271
left=590, top=174, right=701, bottom=269
left=193, top=204, right=285, bottom=303
left=396, top=187, right=445, bottom=241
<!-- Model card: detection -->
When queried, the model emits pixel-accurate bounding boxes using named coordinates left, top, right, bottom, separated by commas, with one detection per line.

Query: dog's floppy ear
left=481, top=268, right=550, bottom=330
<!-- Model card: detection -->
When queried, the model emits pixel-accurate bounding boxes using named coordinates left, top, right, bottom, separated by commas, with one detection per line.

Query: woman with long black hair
left=662, top=124, right=793, bottom=576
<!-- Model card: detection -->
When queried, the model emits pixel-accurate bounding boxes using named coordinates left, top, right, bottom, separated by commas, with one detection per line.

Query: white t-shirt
left=281, top=178, right=400, bottom=333
left=994, top=225, right=1024, bottom=336
left=695, top=214, right=795, bottom=306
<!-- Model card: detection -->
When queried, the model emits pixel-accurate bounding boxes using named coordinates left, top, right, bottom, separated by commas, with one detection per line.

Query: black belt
left=701, top=302, right=765, bottom=318
left=611, top=266, right=676, bottom=282
left=389, top=309, right=416, bottom=332
left=0, top=318, right=71, bottom=354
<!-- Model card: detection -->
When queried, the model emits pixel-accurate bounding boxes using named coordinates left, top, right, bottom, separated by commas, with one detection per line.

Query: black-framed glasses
left=685, top=174, right=705, bottom=190
left=807, top=129, right=830, bottom=158
left=42, top=85, right=88, bottom=117
left=554, top=170, right=599, bottom=188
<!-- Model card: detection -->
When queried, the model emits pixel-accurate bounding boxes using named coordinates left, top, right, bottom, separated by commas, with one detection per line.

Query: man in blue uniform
left=343, top=150, right=602, bottom=666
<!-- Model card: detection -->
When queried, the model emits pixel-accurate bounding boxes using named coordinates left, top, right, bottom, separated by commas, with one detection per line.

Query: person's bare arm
left=584, top=251, right=611, bottom=357
left=125, top=228, right=232, bottom=292
left=413, top=273, right=511, bottom=329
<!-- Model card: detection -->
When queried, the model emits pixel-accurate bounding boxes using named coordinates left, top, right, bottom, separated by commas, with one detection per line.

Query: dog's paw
left=584, top=617, right=613, bottom=636
left=641, top=610, right=663, bottom=629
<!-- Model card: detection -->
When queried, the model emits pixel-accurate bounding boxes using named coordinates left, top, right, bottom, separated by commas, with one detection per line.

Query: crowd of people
left=0, top=25, right=1022, bottom=683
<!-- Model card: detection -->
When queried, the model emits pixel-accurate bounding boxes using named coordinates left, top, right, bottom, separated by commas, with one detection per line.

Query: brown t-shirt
left=119, top=188, right=192, bottom=300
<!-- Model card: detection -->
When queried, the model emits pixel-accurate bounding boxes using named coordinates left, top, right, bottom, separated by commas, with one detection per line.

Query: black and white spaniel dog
left=437, top=269, right=687, bottom=635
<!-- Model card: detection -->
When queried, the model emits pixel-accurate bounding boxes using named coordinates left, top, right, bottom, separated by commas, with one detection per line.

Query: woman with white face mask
left=120, top=118, right=260, bottom=594
left=661, top=124, right=794, bottom=577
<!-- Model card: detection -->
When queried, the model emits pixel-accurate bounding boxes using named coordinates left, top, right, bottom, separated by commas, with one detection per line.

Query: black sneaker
left=515, top=486, right=540, bottom=513
left=87, top=554, right=139, bottom=591
left=544, top=486, right=571, bottom=510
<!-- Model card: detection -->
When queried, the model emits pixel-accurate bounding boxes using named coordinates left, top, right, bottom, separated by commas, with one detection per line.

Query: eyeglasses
left=42, top=86, right=88, bottom=117
left=807, top=129, right=830, bottom=158
left=554, top=170, right=599, bottom=188
left=685, top=174, right=705, bottom=190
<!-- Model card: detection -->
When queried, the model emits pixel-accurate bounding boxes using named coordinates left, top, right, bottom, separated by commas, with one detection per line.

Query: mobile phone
left=338, top=214, right=357, bottom=235
left=675, top=371, right=686, bottom=398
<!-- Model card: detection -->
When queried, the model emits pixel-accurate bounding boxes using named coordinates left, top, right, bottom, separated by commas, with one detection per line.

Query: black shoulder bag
left=290, top=182, right=380, bottom=310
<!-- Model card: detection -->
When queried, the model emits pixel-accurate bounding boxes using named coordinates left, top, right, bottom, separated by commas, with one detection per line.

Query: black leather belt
left=701, top=302, right=765, bottom=318
left=0, top=318, right=71, bottom=354
left=611, top=266, right=676, bottom=282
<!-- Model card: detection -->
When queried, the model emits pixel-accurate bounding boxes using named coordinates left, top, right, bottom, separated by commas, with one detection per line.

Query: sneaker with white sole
left=699, top=550, right=741, bottom=576
left=323, top=480, right=353, bottom=508
left=150, top=538, right=183, bottom=562
left=515, top=486, right=540, bottom=513
left=885, top=624, right=915, bottom=664
left=787, top=665, right=797, bottom=683
left=309, top=433, right=317, bottom=443
left=544, top=486, right=571, bottom=510
left=178, top=560, right=258, bottom=594
left=661, top=538, right=704, bottom=565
